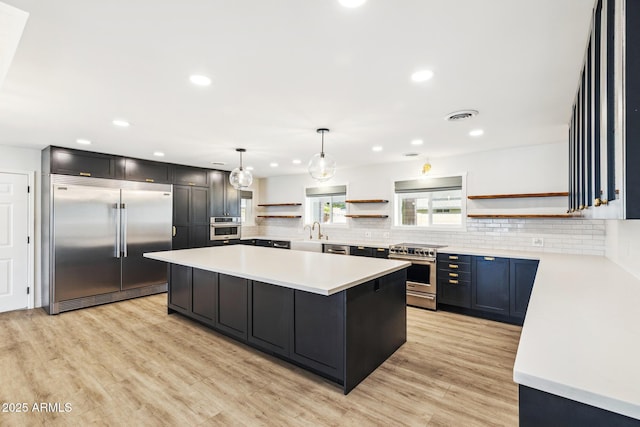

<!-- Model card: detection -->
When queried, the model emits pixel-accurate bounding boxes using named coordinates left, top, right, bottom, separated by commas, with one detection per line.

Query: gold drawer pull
left=449, top=264, right=459, bottom=269
left=484, top=257, right=495, bottom=261
left=449, top=272, right=458, bottom=278
left=145, top=178, right=155, bottom=183
left=357, top=246, right=365, bottom=249
left=449, top=279, right=459, bottom=284
left=79, top=172, right=91, bottom=177
left=449, top=255, right=458, bottom=260
left=377, top=248, right=385, bottom=252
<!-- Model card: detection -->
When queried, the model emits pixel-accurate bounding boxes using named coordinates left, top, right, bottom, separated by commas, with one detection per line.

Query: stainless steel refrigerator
left=42, top=175, right=172, bottom=314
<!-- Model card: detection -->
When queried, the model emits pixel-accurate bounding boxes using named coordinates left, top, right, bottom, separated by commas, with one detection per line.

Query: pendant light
left=422, top=158, right=432, bottom=175
left=308, top=128, right=336, bottom=182
left=229, top=148, right=253, bottom=189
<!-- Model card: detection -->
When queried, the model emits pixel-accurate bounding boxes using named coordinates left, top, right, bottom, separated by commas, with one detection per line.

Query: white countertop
left=443, top=247, right=640, bottom=420
left=144, top=245, right=410, bottom=296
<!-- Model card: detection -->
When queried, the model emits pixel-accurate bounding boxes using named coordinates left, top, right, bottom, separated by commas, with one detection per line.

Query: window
left=394, top=176, right=464, bottom=228
left=305, top=185, right=347, bottom=224
left=240, top=190, right=253, bottom=225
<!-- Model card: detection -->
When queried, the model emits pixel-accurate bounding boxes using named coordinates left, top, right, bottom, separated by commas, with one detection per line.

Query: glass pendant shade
left=308, top=152, right=336, bottom=182
left=308, top=128, right=336, bottom=182
left=230, top=148, right=253, bottom=189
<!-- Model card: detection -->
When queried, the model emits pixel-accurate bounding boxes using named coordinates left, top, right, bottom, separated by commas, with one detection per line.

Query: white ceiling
left=0, top=0, right=595, bottom=177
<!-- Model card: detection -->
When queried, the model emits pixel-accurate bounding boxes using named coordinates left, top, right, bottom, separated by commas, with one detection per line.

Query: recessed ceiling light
left=411, top=139, right=424, bottom=146
left=292, top=159, right=302, bottom=165
left=270, top=162, right=279, bottom=168
left=112, top=119, right=130, bottom=127
left=338, top=0, right=367, bottom=8
left=246, top=166, right=254, bottom=171
left=211, top=161, right=226, bottom=166
left=469, top=129, right=484, bottom=137
left=76, top=138, right=91, bottom=145
left=411, top=69, right=434, bottom=83
left=189, top=75, right=211, bottom=86
left=153, top=151, right=165, bottom=157
left=372, top=146, right=383, bottom=152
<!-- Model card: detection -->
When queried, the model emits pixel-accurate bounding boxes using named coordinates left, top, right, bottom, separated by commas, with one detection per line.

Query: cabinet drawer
left=373, top=247, right=389, bottom=258
left=350, top=246, right=374, bottom=257
left=438, top=270, right=471, bottom=282
left=438, top=279, right=471, bottom=308
left=437, top=253, right=471, bottom=263
left=438, top=260, right=471, bottom=273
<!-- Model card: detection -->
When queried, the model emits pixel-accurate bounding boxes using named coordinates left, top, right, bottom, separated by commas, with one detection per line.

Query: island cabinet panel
left=290, top=290, right=345, bottom=382
left=344, top=269, right=407, bottom=393
left=169, top=264, right=191, bottom=311
left=192, top=269, right=217, bottom=323
left=472, top=256, right=510, bottom=315
left=509, top=259, right=538, bottom=320
left=215, top=274, right=248, bottom=340
left=248, top=281, right=293, bottom=357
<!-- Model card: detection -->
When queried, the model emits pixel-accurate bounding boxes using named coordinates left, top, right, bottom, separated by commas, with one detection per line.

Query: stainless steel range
left=388, top=243, right=447, bottom=310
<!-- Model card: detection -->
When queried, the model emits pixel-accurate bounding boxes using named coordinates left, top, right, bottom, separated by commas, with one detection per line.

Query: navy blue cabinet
left=437, top=254, right=472, bottom=308
left=472, top=256, right=510, bottom=315
left=510, top=259, right=539, bottom=321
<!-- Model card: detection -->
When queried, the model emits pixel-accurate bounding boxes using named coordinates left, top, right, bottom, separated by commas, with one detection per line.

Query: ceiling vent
left=404, top=153, right=419, bottom=157
left=445, top=109, right=479, bottom=121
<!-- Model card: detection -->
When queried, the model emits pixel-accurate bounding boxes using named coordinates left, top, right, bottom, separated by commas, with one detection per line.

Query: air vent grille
left=445, top=109, right=479, bottom=121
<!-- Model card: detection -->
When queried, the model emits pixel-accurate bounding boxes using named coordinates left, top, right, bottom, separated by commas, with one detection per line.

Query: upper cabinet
left=173, top=165, right=209, bottom=187
left=124, top=158, right=171, bottom=184
left=47, top=146, right=124, bottom=179
left=210, top=170, right=240, bottom=217
left=570, top=0, right=639, bottom=219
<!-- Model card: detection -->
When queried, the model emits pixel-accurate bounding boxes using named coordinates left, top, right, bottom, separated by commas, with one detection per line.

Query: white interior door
left=0, top=172, right=29, bottom=313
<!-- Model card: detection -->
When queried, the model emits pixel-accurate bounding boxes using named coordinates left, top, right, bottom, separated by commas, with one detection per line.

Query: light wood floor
left=0, top=294, right=521, bottom=426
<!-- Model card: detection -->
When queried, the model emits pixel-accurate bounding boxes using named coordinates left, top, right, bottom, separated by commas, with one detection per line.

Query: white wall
left=606, top=221, right=640, bottom=280
left=0, top=145, right=42, bottom=307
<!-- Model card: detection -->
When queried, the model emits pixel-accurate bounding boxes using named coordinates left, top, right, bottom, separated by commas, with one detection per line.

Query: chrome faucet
left=311, top=221, right=324, bottom=240
left=303, top=224, right=312, bottom=239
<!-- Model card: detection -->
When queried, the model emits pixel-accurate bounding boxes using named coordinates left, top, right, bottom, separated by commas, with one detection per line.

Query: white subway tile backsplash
left=249, top=217, right=606, bottom=256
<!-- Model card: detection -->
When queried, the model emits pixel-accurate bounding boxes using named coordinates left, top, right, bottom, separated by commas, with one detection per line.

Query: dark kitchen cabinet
left=124, top=158, right=171, bottom=184
left=209, top=239, right=241, bottom=247
left=192, top=269, right=217, bottom=324
left=47, top=146, right=124, bottom=179
left=210, top=170, right=240, bottom=217
left=169, top=264, right=191, bottom=312
left=374, top=247, right=389, bottom=258
left=350, top=246, right=374, bottom=257
left=290, top=290, right=344, bottom=381
left=510, top=259, right=538, bottom=321
left=472, top=256, right=510, bottom=315
left=173, top=165, right=208, bottom=187
left=215, top=274, right=248, bottom=340
left=172, top=185, right=209, bottom=249
left=437, top=255, right=472, bottom=308
left=248, top=281, right=293, bottom=357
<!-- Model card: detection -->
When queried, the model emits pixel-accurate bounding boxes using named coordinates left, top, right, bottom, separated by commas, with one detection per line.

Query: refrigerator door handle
left=122, top=203, right=128, bottom=257
left=115, top=203, right=121, bottom=258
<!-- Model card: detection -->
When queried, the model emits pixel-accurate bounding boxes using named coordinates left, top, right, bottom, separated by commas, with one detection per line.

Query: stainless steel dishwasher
left=323, top=244, right=350, bottom=255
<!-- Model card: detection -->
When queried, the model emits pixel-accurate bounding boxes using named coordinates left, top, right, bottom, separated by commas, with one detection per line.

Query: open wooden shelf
left=257, top=215, right=302, bottom=219
left=345, top=214, right=389, bottom=218
left=468, top=192, right=569, bottom=200
left=257, top=203, right=302, bottom=207
left=345, top=199, right=389, bottom=204
left=467, top=213, right=580, bottom=219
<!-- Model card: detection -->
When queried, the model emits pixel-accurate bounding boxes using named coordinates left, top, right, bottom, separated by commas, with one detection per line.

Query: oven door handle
left=389, top=257, right=436, bottom=265
left=407, top=291, right=435, bottom=300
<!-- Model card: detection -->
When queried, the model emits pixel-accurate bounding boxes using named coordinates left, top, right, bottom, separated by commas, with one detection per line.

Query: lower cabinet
left=192, top=269, right=216, bottom=322
left=248, top=281, right=293, bottom=357
left=510, top=259, right=539, bottom=321
left=169, top=264, right=191, bottom=311
left=472, top=256, right=510, bottom=315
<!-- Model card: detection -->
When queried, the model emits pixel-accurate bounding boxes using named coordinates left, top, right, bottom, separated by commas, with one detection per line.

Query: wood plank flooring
left=0, top=295, right=521, bottom=426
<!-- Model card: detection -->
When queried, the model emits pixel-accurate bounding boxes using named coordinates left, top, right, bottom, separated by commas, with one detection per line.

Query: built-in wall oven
left=210, top=217, right=241, bottom=241
left=388, top=243, right=447, bottom=310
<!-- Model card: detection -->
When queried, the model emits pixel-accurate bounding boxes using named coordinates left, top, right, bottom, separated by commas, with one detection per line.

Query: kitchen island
left=144, top=245, right=410, bottom=394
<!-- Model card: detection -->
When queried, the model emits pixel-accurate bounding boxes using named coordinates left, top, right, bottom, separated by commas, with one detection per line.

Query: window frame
left=304, top=184, right=348, bottom=226
left=392, top=173, right=467, bottom=231
left=240, top=190, right=255, bottom=226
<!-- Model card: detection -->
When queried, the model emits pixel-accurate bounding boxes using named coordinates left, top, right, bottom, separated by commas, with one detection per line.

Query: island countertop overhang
left=144, top=245, right=411, bottom=296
